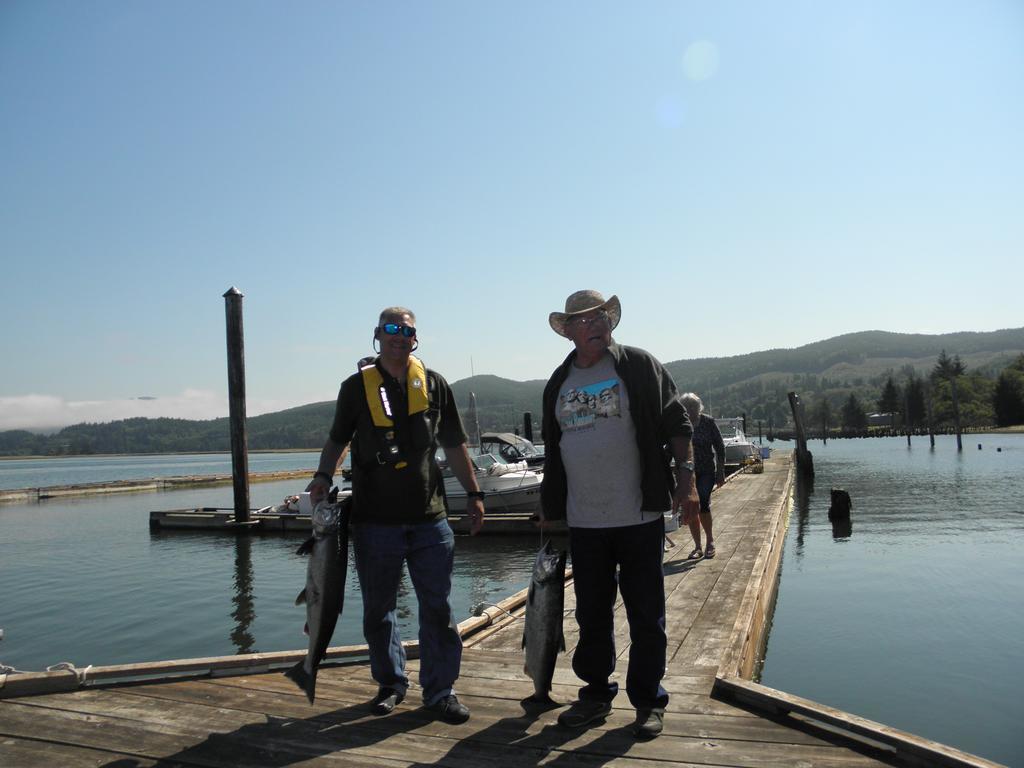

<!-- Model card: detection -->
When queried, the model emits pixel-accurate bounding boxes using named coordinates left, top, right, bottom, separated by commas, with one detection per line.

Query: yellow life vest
left=360, top=355, right=430, bottom=469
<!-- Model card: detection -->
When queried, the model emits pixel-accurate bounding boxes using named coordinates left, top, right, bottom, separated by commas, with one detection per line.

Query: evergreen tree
left=877, top=375, right=901, bottom=429
left=905, top=374, right=926, bottom=427
left=933, top=350, right=967, bottom=451
left=993, top=356, right=1024, bottom=426
left=841, top=394, right=868, bottom=432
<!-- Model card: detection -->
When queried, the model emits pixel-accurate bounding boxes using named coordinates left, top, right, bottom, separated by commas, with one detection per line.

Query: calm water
left=3, top=445, right=1022, bottom=765
left=760, top=434, right=1024, bottom=767
left=0, top=476, right=545, bottom=679
left=0, top=451, right=322, bottom=490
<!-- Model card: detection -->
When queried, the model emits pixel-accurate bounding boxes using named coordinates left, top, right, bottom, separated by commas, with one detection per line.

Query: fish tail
left=284, top=661, right=317, bottom=704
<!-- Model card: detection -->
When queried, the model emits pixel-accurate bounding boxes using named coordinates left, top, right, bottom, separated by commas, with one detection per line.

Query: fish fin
left=283, top=661, right=316, bottom=704
left=296, top=536, right=316, bottom=556
left=295, top=587, right=307, bottom=606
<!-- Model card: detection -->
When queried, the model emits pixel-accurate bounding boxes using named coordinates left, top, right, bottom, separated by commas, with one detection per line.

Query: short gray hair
left=378, top=306, right=416, bottom=325
left=680, top=392, right=703, bottom=414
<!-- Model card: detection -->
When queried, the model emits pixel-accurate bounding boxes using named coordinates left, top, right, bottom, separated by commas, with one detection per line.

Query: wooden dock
left=0, top=468, right=313, bottom=505
left=0, top=454, right=1004, bottom=767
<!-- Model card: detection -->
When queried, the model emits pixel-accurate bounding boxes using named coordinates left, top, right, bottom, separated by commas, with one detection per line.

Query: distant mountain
left=3, top=328, right=1022, bottom=455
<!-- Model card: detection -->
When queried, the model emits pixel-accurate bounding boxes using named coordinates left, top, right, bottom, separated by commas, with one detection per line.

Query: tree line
left=811, top=352, right=1024, bottom=438
left=2, top=339, right=1023, bottom=457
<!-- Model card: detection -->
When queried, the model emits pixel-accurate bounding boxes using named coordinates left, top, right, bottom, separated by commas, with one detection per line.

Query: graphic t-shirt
left=557, top=354, right=662, bottom=528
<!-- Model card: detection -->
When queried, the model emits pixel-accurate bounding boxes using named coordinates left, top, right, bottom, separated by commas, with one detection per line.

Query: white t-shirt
left=557, top=354, right=663, bottom=528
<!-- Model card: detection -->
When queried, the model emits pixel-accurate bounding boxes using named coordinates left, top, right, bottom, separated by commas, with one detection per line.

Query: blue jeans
left=352, top=519, right=462, bottom=705
left=568, top=518, right=669, bottom=710
left=696, top=472, right=716, bottom=514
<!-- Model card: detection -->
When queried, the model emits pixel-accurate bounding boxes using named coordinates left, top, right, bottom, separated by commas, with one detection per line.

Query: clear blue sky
left=2, top=1, right=1021, bottom=430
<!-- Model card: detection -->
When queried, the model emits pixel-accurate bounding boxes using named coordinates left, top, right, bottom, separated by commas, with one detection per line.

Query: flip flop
left=705, top=544, right=716, bottom=559
left=687, top=547, right=703, bottom=560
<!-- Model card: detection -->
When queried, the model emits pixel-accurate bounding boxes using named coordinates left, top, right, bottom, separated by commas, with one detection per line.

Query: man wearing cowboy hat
left=306, top=306, right=484, bottom=724
left=540, top=290, right=699, bottom=740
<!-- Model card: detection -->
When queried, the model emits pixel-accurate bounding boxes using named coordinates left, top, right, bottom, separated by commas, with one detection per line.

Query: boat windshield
left=471, top=453, right=500, bottom=471
left=715, top=418, right=744, bottom=439
left=480, top=433, right=543, bottom=463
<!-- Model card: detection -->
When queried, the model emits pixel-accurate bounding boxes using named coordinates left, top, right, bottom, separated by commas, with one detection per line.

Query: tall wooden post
left=951, top=377, right=963, bottom=452
left=467, top=392, right=481, bottom=448
left=224, top=287, right=250, bottom=522
left=905, top=388, right=912, bottom=447
left=927, top=385, right=936, bottom=449
left=788, top=391, right=814, bottom=478
left=523, top=412, right=534, bottom=442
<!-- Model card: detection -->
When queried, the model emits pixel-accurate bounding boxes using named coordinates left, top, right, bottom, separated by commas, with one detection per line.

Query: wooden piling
left=905, top=388, right=912, bottom=447
left=787, top=391, right=814, bottom=478
left=223, top=287, right=250, bottom=523
left=523, top=411, right=534, bottom=442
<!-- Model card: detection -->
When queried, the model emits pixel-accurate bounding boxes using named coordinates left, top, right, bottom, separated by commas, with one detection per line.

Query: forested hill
left=3, top=328, right=1023, bottom=456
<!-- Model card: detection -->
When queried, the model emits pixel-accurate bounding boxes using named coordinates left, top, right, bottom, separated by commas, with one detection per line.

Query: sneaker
left=371, top=687, right=404, bottom=715
left=557, top=699, right=613, bottom=729
left=428, top=693, right=470, bottom=724
left=633, top=707, right=664, bottom=739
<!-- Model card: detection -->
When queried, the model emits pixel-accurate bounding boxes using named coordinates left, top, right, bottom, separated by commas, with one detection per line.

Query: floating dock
left=0, top=454, right=1003, bottom=767
left=0, top=468, right=313, bottom=505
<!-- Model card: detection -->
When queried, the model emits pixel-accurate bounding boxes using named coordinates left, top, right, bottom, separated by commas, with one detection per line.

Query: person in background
left=680, top=393, right=726, bottom=559
left=307, top=306, right=484, bottom=723
left=539, top=289, right=699, bottom=740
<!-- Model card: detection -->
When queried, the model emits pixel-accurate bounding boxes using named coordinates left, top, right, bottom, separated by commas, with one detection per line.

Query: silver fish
left=284, top=493, right=350, bottom=704
left=522, top=539, right=567, bottom=702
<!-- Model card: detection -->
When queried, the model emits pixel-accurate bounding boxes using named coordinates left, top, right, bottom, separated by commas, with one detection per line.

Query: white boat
left=714, top=417, right=762, bottom=468
left=479, top=432, right=545, bottom=469
left=441, top=452, right=542, bottom=515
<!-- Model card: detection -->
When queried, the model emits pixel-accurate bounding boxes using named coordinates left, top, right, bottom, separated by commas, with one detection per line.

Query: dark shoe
left=704, top=543, right=716, bottom=559
left=687, top=547, right=703, bottom=560
left=428, top=693, right=470, bottom=724
left=633, top=707, right=664, bottom=739
left=371, top=687, right=404, bottom=715
left=557, top=699, right=613, bottom=729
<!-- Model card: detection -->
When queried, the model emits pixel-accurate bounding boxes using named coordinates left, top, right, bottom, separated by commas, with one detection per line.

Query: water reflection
left=794, top=473, right=814, bottom=556
left=830, top=515, right=853, bottom=540
left=231, top=535, right=256, bottom=654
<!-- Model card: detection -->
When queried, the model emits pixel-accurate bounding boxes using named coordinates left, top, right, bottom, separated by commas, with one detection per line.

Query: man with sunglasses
left=540, top=290, right=699, bottom=740
left=307, top=306, right=485, bottom=724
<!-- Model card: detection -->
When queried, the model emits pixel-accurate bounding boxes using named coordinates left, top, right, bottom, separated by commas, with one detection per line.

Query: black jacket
left=539, top=343, right=692, bottom=521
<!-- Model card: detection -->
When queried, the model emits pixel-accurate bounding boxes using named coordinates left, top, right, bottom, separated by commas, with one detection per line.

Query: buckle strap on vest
left=359, top=356, right=431, bottom=469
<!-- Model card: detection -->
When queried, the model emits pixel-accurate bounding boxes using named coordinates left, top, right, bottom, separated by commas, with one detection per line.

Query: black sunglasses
left=381, top=323, right=417, bottom=338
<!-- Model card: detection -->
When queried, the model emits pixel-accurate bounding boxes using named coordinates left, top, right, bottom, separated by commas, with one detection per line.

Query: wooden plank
left=715, top=677, right=1006, bottom=768
left=0, top=736, right=190, bottom=768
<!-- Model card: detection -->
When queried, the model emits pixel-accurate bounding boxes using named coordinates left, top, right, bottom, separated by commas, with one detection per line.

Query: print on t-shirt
left=558, top=378, right=622, bottom=432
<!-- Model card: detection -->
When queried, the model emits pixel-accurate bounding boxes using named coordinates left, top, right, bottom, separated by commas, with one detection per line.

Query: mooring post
left=523, top=412, right=534, bottom=442
left=927, top=385, right=936, bottom=449
left=224, top=287, right=250, bottom=522
left=788, top=391, right=814, bottom=477
left=905, top=388, right=912, bottom=447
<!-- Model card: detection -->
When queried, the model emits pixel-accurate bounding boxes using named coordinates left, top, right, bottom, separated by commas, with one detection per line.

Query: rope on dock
left=45, top=661, right=93, bottom=685
left=0, top=661, right=94, bottom=692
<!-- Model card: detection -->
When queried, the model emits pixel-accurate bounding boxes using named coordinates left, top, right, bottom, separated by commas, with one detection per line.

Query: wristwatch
left=677, top=461, right=695, bottom=473
left=466, top=490, right=486, bottom=500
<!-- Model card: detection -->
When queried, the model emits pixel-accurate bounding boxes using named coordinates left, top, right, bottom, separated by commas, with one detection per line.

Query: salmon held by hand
left=285, top=492, right=351, bottom=704
left=522, top=540, right=567, bottom=703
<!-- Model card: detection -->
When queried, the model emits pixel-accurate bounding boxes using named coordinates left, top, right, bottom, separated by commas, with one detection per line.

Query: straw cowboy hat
left=548, top=290, right=621, bottom=338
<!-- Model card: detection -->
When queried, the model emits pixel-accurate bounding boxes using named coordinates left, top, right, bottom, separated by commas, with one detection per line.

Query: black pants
left=568, top=517, right=669, bottom=710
